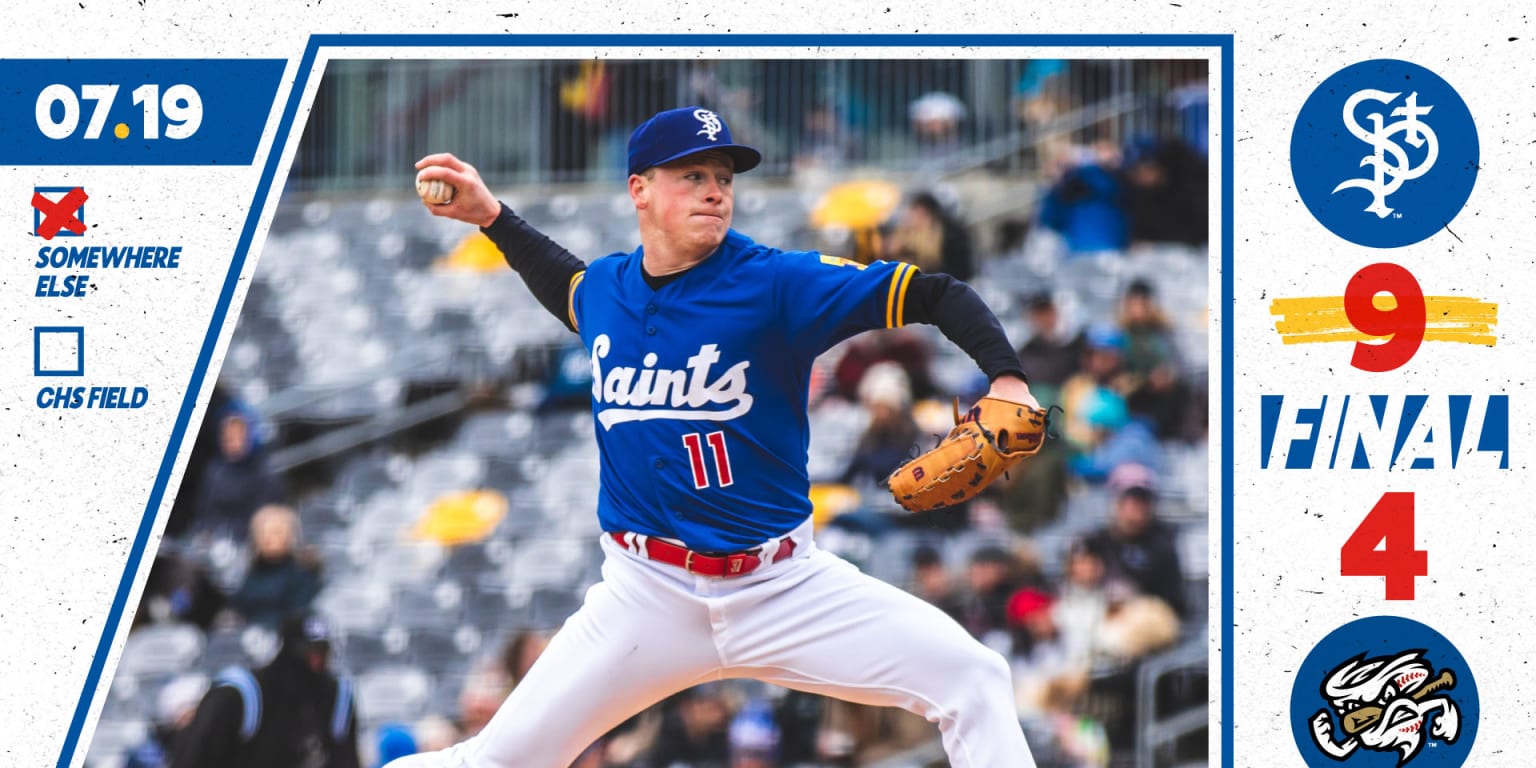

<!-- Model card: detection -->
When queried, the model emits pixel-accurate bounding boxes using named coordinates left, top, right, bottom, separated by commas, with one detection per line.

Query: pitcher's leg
left=387, top=548, right=724, bottom=768
left=720, top=552, right=1035, bottom=768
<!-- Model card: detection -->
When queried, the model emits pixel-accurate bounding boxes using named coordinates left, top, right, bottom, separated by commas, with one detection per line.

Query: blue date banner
left=0, top=59, right=284, bottom=165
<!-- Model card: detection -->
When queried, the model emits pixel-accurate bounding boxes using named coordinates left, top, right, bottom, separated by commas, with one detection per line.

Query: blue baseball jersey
left=569, top=229, right=918, bottom=552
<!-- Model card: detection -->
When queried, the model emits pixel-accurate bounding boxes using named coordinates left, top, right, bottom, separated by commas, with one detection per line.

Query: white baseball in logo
left=694, top=108, right=724, bottom=142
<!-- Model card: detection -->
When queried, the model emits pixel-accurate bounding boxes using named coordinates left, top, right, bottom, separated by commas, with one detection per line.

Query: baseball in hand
left=416, top=170, right=456, bottom=205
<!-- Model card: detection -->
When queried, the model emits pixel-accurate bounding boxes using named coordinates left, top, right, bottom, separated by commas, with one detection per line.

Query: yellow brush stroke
left=1270, top=296, right=1498, bottom=347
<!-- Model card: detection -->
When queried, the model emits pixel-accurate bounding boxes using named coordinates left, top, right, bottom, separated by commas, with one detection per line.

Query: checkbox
left=34, top=326, right=84, bottom=377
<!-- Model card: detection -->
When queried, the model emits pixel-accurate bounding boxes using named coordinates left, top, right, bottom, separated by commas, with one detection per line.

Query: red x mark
left=33, top=187, right=89, bottom=240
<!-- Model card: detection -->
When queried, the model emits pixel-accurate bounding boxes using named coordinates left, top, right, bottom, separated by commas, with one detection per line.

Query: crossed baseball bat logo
left=1341, top=668, right=1456, bottom=735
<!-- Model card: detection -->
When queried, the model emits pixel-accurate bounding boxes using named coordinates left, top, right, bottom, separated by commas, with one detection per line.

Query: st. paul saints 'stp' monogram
left=1332, top=89, right=1438, bottom=219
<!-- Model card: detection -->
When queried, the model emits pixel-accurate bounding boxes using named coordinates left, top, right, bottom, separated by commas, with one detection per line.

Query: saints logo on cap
left=694, top=109, right=724, bottom=142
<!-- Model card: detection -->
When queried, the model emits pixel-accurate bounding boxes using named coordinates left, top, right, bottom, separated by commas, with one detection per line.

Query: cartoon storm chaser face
left=1310, top=650, right=1460, bottom=765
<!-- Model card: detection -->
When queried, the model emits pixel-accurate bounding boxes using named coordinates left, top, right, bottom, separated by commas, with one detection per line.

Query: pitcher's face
left=632, top=151, right=735, bottom=253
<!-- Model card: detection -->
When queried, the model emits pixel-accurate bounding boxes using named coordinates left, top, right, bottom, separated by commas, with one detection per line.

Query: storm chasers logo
left=1291, top=59, right=1478, bottom=248
left=1291, top=617, right=1478, bottom=767
left=589, top=334, right=752, bottom=429
left=1309, top=651, right=1460, bottom=764
left=1332, top=90, right=1437, bottom=219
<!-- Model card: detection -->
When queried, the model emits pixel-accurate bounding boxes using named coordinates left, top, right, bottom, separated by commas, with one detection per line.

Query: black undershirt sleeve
left=901, top=271, right=1029, bottom=384
left=479, top=202, right=587, bottom=333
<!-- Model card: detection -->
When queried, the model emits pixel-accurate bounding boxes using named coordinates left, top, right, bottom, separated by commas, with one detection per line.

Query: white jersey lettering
left=590, top=333, right=753, bottom=429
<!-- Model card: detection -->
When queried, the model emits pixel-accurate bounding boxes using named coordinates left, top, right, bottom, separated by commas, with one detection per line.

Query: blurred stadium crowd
left=90, top=58, right=1211, bottom=768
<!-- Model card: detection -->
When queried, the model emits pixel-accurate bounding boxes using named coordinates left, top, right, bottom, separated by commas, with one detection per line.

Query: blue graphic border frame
left=57, top=33, right=1236, bottom=767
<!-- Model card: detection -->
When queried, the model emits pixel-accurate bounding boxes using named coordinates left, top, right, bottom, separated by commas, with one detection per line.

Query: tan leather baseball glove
left=886, top=397, right=1048, bottom=512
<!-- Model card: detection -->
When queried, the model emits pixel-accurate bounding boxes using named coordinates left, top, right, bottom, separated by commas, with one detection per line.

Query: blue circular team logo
left=1290, top=616, right=1478, bottom=767
left=1291, top=59, right=1479, bottom=248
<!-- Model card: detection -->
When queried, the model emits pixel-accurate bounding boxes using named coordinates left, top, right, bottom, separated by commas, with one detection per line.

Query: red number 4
left=682, top=431, right=734, bottom=489
left=1341, top=492, right=1428, bottom=600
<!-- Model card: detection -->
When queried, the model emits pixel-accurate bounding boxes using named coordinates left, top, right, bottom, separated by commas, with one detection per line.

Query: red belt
left=610, top=532, right=797, bottom=578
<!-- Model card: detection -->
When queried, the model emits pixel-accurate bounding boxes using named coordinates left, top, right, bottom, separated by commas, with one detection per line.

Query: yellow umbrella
left=809, top=180, right=902, bottom=264
left=808, top=483, right=862, bottom=529
left=434, top=232, right=506, bottom=273
left=809, top=179, right=903, bottom=230
left=413, top=489, right=508, bottom=545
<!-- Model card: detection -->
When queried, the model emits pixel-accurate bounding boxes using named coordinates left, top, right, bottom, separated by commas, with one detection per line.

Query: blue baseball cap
left=1084, top=323, right=1128, bottom=353
left=627, top=106, right=762, bottom=177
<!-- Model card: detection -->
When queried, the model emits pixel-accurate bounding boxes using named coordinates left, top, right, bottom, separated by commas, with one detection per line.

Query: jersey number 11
left=683, top=431, right=734, bottom=489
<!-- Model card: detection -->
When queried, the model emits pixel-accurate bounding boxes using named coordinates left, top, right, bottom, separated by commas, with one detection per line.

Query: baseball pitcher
left=397, top=106, right=1044, bottom=768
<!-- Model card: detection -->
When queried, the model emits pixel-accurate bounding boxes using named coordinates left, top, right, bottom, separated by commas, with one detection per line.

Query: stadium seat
left=356, top=664, right=435, bottom=727
left=315, top=576, right=395, bottom=634
left=116, top=623, right=205, bottom=678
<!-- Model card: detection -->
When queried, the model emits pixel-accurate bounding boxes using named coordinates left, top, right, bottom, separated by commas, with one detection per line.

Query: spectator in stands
left=456, top=666, right=508, bottom=739
left=840, top=362, right=919, bottom=488
left=124, top=673, right=208, bottom=768
left=1098, top=582, right=1180, bottom=664
left=956, top=545, right=1024, bottom=653
left=729, top=698, right=781, bottom=768
left=907, top=543, right=964, bottom=623
left=1123, top=137, right=1208, bottom=247
left=1059, top=324, right=1133, bottom=449
left=455, top=629, right=552, bottom=740
left=1007, top=588, right=1062, bottom=666
left=171, top=614, right=360, bottom=768
left=549, top=60, right=612, bottom=176
left=794, top=101, right=858, bottom=173
left=499, top=629, right=552, bottom=690
left=1119, top=279, right=1178, bottom=378
left=135, top=551, right=226, bottom=632
left=1013, top=59, right=1072, bottom=130
left=1043, top=538, right=1179, bottom=757
left=991, top=436, right=1072, bottom=534
left=190, top=400, right=285, bottom=542
left=1005, top=588, right=1078, bottom=717
left=816, top=699, right=936, bottom=765
left=1053, top=541, right=1113, bottom=670
left=1036, top=141, right=1129, bottom=256
left=1016, top=291, right=1084, bottom=400
left=1119, top=278, right=1191, bottom=440
left=830, top=327, right=937, bottom=405
left=888, top=191, right=975, bottom=281
left=1084, top=484, right=1188, bottom=619
left=1066, top=388, right=1164, bottom=485
left=165, top=382, right=233, bottom=539
left=635, top=684, right=734, bottom=768
left=991, top=292, right=1084, bottom=532
left=228, top=504, right=323, bottom=629
left=908, top=91, right=967, bottom=163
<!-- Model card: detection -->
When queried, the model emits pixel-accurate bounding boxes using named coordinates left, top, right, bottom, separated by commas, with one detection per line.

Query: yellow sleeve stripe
left=885, top=263, right=918, bottom=328
left=894, top=263, right=917, bottom=328
left=567, top=270, right=586, bottom=331
left=884, top=263, right=904, bottom=328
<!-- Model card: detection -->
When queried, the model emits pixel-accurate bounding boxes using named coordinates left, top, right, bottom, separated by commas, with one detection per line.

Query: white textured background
left=0, top=2, right=1530, bottom=766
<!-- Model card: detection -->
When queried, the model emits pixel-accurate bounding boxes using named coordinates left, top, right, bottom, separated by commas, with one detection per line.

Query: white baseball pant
left=386, top=520, right=1035, bottom=768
